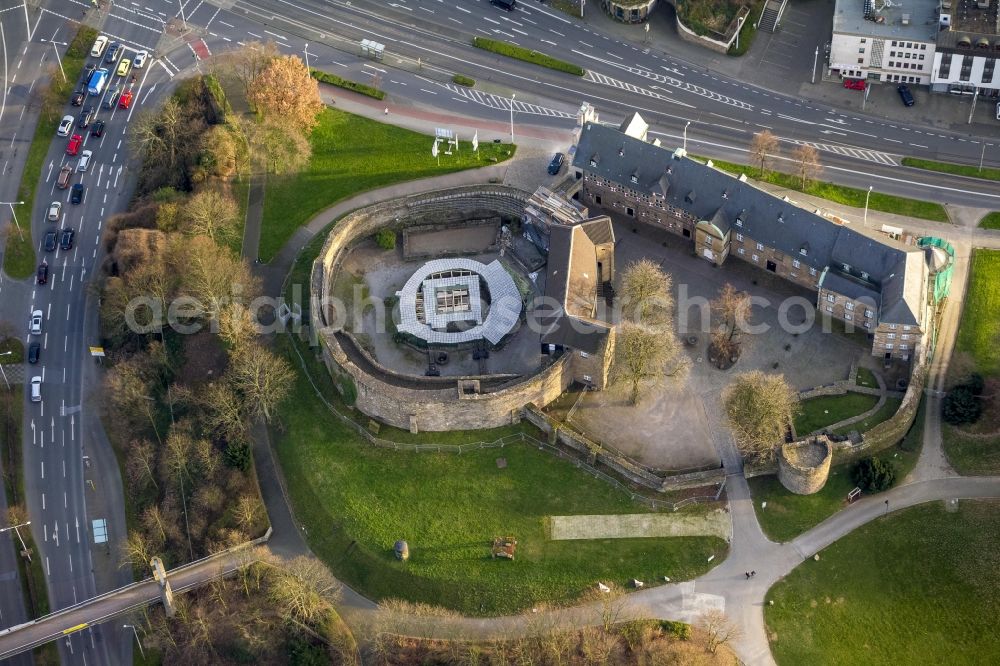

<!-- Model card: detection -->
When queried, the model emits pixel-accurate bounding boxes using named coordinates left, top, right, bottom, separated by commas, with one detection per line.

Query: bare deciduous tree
left=234, top=495, right=263, bottom=532
left=268, top=556, right=342, bottom=625
left=613, top=322, right=688, bottom=406
left=183, top=187, right=241, bottom=246
left=246, top=54, right=323, bottom=132
left=710, top=282, right=753, bottom=362
left=227, top=342, right=294, bottom=422
left=723, top=370, right=799, bottom=460
left=697, top=609, right=742, bottom=654
left=121, top=529, right=155, bottom=570
left=254, top=119, right=311, bottom=175
left=125, top=439, right=159, bottom=492
left=619, top=259, right=674, bottom=326
left=791, top=143, right=822, bottom=188
left=218, top=302, right=258, bottom=350
left=227, top=41, right=280, bottom=109
left=750, top=130, right=779, bottom=176
left=201, top=382, right=248, bottom=442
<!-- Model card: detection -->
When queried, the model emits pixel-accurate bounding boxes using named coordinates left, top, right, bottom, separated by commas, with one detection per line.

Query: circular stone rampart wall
left=309, top=185, right=575, bottom=432
left=777, top=438, right=833, bottom=495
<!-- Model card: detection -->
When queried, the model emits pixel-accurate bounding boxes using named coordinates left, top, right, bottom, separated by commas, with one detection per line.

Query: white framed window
left=865, top=309, right=873, bottom=318
left=826, top=306, right=833, bottom=313
left=792, top=259, right=801, bottom=269
left=705, top=236, right=713, bottom=247
left=903, top=325, right=911, bottom=331
left=900, top=344, right=909, bottom=350
left=888, top=324, right=897, bottom=329
left=861, top=271, right=869, bottom=280
left=579, top=351, right=590, bottom=358
left=865, top=322, right=872, bottom=329
left=736, top=233, right=744, bottom=242
left=887, top=333, right=896, bottom=339
left=756, top=242, right=764, bottom=251
left=827, top=294, right=836, bottom=303
left=845, top=313, right=853, bottom=321
left=800, top=247, right=808, bottom=256
left=809, top=267, right=817, bottom=276
left=846, top=302, right=855, bottom=311
left=738, top=248, right=745, bottom=255
left=582, top=374, right=593, bottom=383
left=901, top=334, right=910, bottom=340
left=885, top=343, right=894, bottom=350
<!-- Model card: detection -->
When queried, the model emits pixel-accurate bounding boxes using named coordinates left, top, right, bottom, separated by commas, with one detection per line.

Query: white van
left=30, top=376, right=42, bottom=403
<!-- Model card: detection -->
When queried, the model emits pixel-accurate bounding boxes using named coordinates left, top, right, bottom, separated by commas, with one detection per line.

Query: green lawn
left=794, top=393, right=879, bottom=435
left=955, top=249, right=1000, bottom=376
left=902, top=156, right=1000, bottom=181
left=980, top=212, right=1000, bottom=229
left=832, top=397, right=901, bottom=435
left=942, top=425, right=1000, bottom=475
left=703, top=157, right=949, bottom=223
left=855, top=367, right=877, bottom=388
left=765, top=500, right=1000, bottom=666
left=259, top=108, right=515, bottom=261
left=0, top=338, right=24, bottom=364
left=272, top=339, right=726, bottom=615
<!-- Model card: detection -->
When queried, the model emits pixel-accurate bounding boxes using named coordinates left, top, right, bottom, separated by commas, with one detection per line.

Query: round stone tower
left=777, top=437, right=833, bottom=495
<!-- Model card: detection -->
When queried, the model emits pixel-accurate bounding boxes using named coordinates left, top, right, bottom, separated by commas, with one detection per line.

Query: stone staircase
left=758, top=0, right=787, bottom=33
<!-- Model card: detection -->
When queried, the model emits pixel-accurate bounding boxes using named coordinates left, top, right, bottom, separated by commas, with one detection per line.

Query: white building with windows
left=829, top=0, right=939, bottom=84
left=930, top=0, right=1000, bottom=97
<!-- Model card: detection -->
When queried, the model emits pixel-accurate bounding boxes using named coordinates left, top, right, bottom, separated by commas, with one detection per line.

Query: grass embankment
left=751, top=397, right=924, bottom=542
left=980, top=212, right=1000, bottom=229
left=310, top=68, right=384, bottom=100
left=833, top=397, right=902, bottom=435
left=902, top=156, right=1000, bottom=181
left=855, top=367, right=877, bottom=388
left=4, top=25, right=97, bottom=278
left=259, top=107, right=516, bottom=261
left=765, top=500, right=1000, bottom=665
left=794, top=393, right=879, bottom=435
left=702, top=157, right=949, bottom=223
left=472, top=36, right=585, bottom=75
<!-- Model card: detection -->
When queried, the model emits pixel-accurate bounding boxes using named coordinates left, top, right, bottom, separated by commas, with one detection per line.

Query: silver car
left=30, top=309, right=43, bottom=335
left=57, top=115, right=74, bottom=137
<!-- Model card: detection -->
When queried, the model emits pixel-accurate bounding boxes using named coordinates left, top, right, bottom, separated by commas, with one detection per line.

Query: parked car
left=60, top=228, right=75, bottom=251
left=57, top=115, right=74, bottom=137
left=43, top=230, right=57, bottom=252
left=36, top=262, right=48, bottom=285
left=67, top=134, right=82, bottom=156
left=29, top=309, right=43, bottom=335
left=548, top=152, right=565, bottom=175
left=91, top=119, right=105, bottom=137
left=897, top=84, right=915, bottom=107
left=70, top=183, right=85, bottom=205
left=77, top=106, right=95, bottom=129
left=90, top=35, right=108, bottom=58
left=30, top=377, right=42, bottom=403
left=116, top=58, right=131, bottom=78
left=70, top=90, right=85, bottom=106
left=47, top=201, right=62, bottom=221
left=133, top=50, right=149, bottom=69
left=118, top=89, right=133, bottom=110
left=104, top=85, right=120, bottom=109
left=27, top=342, right=40, bottom=364
left=104, top=41, right=121, bottom=64
left=843, top=78, right=866, bottom=91
left=57, top=164, right=73, bottom=189
left=77, top=150, right=92, bottom=172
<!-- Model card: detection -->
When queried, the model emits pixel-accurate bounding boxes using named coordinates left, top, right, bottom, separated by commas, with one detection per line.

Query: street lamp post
left=683, top=121, right=691, bottom=152
left=863, top=185, right=873, bottom=226
left=980, top=142, right=987, bottom=173
left=812, top=46, right=819, bottom=84
left=0, top=350, right=11, bottom=390
left=0, top=522, right=32, bottom=563
left=509, top=92, right=516, bottom=144
left=123, top=625, right=145, bottom=660
left=39, top=39, right=68, bottom=82
left=303, top=43, right=311, bottom=71
left=735, top=15, right=745, bottom=52
left=968, top=87, right=979, bottom=124
left=0, top=201, right=25, bottom=239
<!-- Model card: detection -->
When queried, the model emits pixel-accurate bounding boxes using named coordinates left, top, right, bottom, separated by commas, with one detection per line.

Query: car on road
left=843, top=78, right=866, bottom=91
left=118, top=89, right=133, bottom=110
left=30, top=377, right=42, bottom=403
left=67, top=134, right=82, bottom=156
left=116, top=58, right=132, bottom=78
left=57, top=115, right=74, bottom=136
left=29, top=309, right=43, bottom=335
left=80, top=63, right=96, bottom=88
left=27, top=343, right=40, bottom=365
left=91, top=119, right=105, bottom=137
left=104, top=41, right=122, bottom=64
left=77, top=150, right=92, bottom=172
left=996, top=102, right=1000, bottom=120
left=47, top=201, right=62, bottom=221
left=90, top=35, right=108, bottom=58
left=60, top=228, right=75, bottom=251
left=897, top=84, right=915, bottom=107
left=70, top=183, right=85, bottom=205
left=133, top=50, right=149, bottom=69
left=548, top=152, right=565, bottom=175
left=57, top=164, right=73, bottom=189
left=77, top=106, right=95, bottom=129
left=44, top=230, right=57, bottom=252
left=36, top=262, right=48, bottom=284
left=71, top=89, right=85, bottom=106
left=104, top=85, right=120, bottom=109
left=491, top=0, right=516, bottom=9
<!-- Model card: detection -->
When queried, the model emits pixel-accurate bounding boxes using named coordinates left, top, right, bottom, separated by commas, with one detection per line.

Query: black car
left=897, top=84, right=915, bottom=107
left=80, top=63, right=96, bottom=88
left=36, top=261, right=48, bottom=285
left=104, top=42, right=121, bottom=64
left=28, top=342, right=40, bottom=364
left=70, top=183, right=85, bottom=205
left=548, top=152, right=565, bottom=175
left=91, top=119, right=105, bottom=137
left=60, top=228, right=75, bottom=251
left=70, top=90, right=85, bottom=106
left=491, top=0, right=516, bottom=9
left=43, top=230, right=57, bottom=252
left=78, top=106, right=95, bottom=129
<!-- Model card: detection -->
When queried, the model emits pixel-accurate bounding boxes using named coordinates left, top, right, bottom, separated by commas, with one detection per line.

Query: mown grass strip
left=472, top=37, right=585, bottom=76
left=902, top=156, right=1000, bottom=182
left=978, top=212, right=1000, bottom=229
left=310, top=68, right=385, bottom=100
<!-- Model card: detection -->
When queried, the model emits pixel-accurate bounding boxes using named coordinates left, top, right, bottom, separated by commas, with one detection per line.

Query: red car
left=67, top=134, right=83, bottom=156
left=119, top=89, right=133, bottom=110
left=843, top=78, right=866, bottom=91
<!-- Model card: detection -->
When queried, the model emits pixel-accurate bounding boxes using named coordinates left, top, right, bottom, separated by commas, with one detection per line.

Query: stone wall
left=311, top=186, right=591, bottom=432
left=778, top=438, right=833, bottom=495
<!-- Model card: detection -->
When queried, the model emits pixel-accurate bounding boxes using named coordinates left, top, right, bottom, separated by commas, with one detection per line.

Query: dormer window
left=799, top=244, right=809, bottom=256
left=618, top=147, right=624, bottom=156
left=630, top=174, right=639, bottom=184
left=685, top=190, right=696, bottom=204
left=777, top=213, right=784, bottom=223
left=722, top=190, right=729, bottom=200
left=666, top=166, right=673, bottom=175
left=589, top=158, right=597, bottom=167
left=861, top=271, right=869, bottom=280
left=842, top=263, right=851, bottom=271
left=735, top=219, right=743, bottom=227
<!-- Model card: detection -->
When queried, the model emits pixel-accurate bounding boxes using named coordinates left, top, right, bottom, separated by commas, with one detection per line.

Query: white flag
left=472, top=131, right=479, bottom=152
left=432, top=139, right=439, bottom=158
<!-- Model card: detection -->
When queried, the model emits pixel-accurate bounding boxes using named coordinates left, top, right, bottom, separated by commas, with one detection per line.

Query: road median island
left=472, top=36, right=585, bottom=76
left=902, top=156, right=1000, bottom=182
left=310, top=68, right=385, bottom=100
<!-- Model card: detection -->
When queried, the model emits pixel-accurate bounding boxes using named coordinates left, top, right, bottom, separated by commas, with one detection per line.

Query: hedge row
left=452, top=74, right=476, bottom=87
left=310, top=68, right=386, bottom=100
left=472, top=37, right=585, bottom=76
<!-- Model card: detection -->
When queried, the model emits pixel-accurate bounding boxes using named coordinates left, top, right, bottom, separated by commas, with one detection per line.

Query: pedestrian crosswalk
left=581, top=58, right=753, bottom=111
left=790, top=140, right=898, bottom=166
left=584, top=71, right=693, bottom=109
left=442, top=83, right=576, bottom=118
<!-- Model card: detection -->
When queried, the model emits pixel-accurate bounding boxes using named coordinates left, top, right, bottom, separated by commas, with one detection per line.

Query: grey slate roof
left=572, top=121, right=927, bottom=326
left=577, top=216, right=614, bottom=246
left=819, top=271, right=880, bottom=306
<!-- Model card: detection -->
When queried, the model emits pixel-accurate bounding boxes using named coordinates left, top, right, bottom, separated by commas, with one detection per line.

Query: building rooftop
left=938, top=0, right=1000, bottom=50
left=832, top=0, right=940, bottom=41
